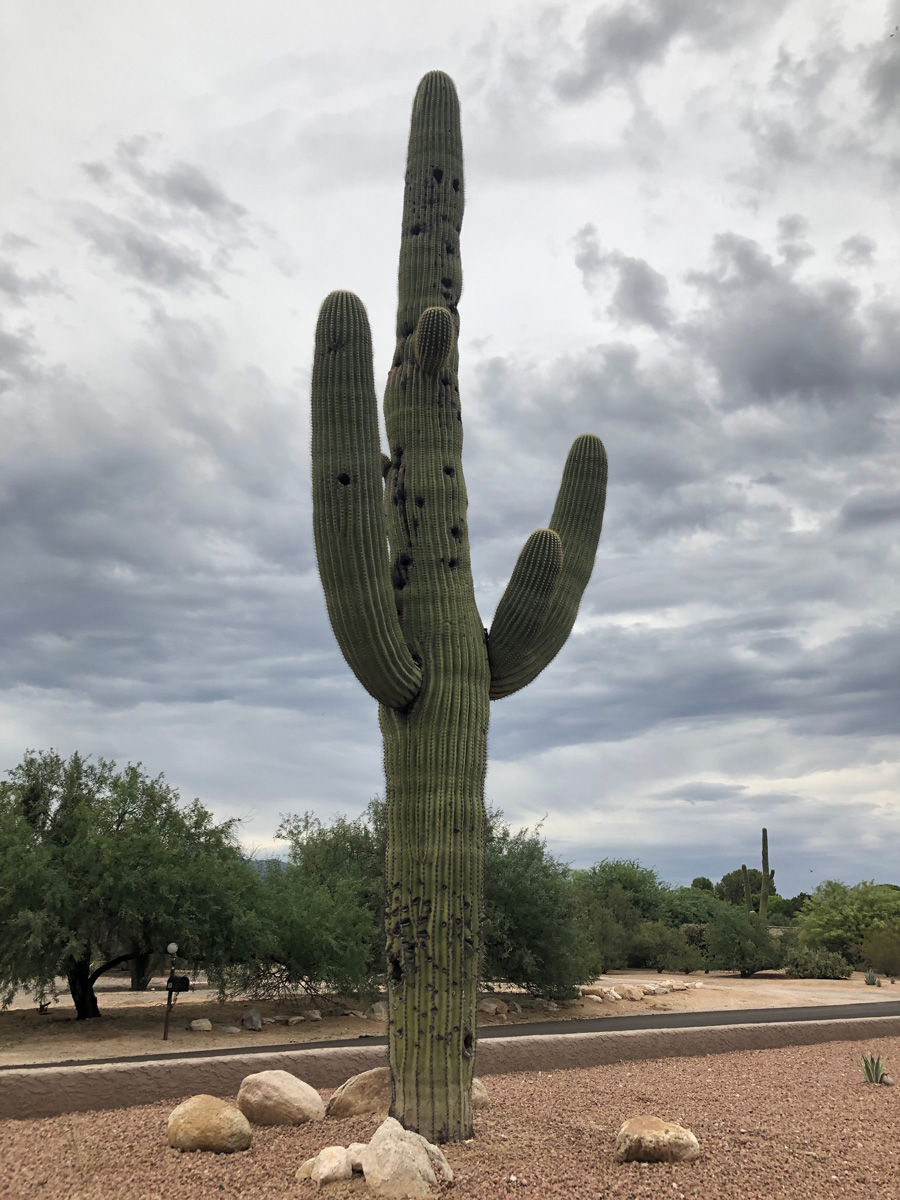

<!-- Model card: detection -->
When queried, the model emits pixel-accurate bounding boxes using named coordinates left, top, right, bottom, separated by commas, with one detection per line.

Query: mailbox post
left=162, top=941, right=191, bottom=1041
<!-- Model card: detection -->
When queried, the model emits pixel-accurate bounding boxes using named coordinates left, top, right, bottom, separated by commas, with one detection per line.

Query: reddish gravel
left=1, top=1036, right=898, bottom=1200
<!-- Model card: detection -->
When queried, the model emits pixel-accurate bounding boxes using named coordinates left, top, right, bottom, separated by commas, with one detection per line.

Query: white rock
left=237, top=1069, right=325, bottom=1126
left=614, top=1115, right=701, bottom=1163
left=306, top=1008, right=322, bottom=1021
left=606, top=988, right=621, bottom=1002
left=361, top=1117, right=453, bottom=1198
left=221, top=1025, right=242, bottom=1034
left=585, top=994, right=605, bottom=1004
left=366, top=1000, right=389, bottom=1021
left=617, top=984, right=645, bottom=1002
left=312, top=1145, right=355, bottom=1183
left=472, top=1078, right=489, bottom=1110
left=189, top=1018, right=212, bottom=1032
left=476, top=998, right=501, bottom=1015
left=287, top=1015, right=305, bottom=1025
left=167, top=1094, right=251, bottom=1153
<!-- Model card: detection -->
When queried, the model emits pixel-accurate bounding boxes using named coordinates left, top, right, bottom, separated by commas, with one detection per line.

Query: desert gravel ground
left=1, top=1035, right=898, bottom=1200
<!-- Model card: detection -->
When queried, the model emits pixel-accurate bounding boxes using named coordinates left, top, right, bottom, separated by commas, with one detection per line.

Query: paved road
left=6, top=1001, right=899, bottom=1072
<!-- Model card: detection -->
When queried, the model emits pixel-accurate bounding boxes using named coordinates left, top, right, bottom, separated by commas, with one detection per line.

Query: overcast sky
left=2, top=0, right=898, bottom=897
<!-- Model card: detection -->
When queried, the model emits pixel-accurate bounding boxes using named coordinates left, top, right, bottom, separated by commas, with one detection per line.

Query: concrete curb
left=3, top=1015, right=899, bottom=1120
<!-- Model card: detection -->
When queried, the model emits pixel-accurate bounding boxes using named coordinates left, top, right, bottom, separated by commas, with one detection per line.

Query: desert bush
left=783, top=945, right=852, bottom=979
left=704, top=906, right=782, bottom=976
left=861, top=925, right=900, bottom=977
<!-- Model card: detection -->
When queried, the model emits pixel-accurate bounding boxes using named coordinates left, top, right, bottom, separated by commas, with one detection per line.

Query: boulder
left=580, top=985, right=605, bottom=997
left=476, top=999, right=500, bottom=1015
left=306, top=1008, right=322, bottom=1021
left=327, top=1066, right=392, bottom=1119
left=617, top=984, right=645, bottom=1002
left=360, top=1116, right=453, bottom=1198
left=287, top=1015, right=305, bottom=1026
left=605, top=988, right=621, bottom=1002
left=189, top=1018, right=212, bottom=1032
left=614, top=1115, right=700, bottom=1163
left=584, top=994, right=605, bottom=1004
left=472, top=1078, right=489, bottom=1110
left=241, top=1007, right=262, bottom=1031
left=540, top=1000, right=559, bottom=1011
left=237, top=1069, right=325, bottom=1126
left=366, top=1001, right=389, bottom=1021
left=221, top=1025, right=242, bottom=1034
left=506, top=999, right=522, bottom=1013
left=167, top=1095, right=252, bottom=1153
left=296, top=1145, right=355, bottom=1184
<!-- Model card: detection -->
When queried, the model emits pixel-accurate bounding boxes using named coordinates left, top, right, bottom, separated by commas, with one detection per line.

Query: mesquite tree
left=311, top=71, right=607, bottom=1142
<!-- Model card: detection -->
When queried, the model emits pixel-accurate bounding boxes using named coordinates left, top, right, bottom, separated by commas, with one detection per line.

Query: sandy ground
left=2, top=969, right=897, bottom=1068
left=1, top=1034, right=898, bottom=1199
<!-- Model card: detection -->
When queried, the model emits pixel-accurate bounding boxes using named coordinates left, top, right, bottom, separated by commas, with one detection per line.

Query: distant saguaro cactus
left=310, top=71, right=607, bottom=1143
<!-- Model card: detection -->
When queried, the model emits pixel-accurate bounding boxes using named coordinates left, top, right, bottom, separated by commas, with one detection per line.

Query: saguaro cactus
left=311, top=71, right=607, bottom=1143
left=759, top=827, right=775, bottom=924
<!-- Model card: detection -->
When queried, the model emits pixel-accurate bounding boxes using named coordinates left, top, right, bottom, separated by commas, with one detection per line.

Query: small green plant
left=860, top=1053, right=887, bottom=1084
left=864, top=968, right=877, bottom=985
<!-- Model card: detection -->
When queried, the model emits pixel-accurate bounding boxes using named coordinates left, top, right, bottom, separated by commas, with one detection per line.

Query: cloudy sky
left=2, top=0, right=898, bottom=897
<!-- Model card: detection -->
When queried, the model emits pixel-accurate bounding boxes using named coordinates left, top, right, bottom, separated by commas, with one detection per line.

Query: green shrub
left=783, top=945, right=852, bottom=979
left=704, top=907, right=782, bottom=976
left=861, top=925, right=900, bottom=977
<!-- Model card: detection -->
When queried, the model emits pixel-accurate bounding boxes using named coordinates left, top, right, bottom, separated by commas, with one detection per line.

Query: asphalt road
left=6, top=1001, right=900, bottom=1072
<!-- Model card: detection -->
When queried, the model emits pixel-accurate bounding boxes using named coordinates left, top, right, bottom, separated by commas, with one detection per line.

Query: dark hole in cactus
left=326, top=340, right=344, bottom=354
left=443, top=465, right=455, bottom=477
left=400, top=553, right=413, bottom=568
left=433, top=167, right=443, bottom=183
left=452, top=178, right=459, bottom=192
left=336, top=472, right=351, bottom=486
left=389, top=955, right=403, bottom=985
left=415, top=495, right=425, bottom=507
left=411, top=651, right=423, bottom=666
left=445, top=242, right=454, bottom=255
left=450, top=525, right=461, bottom=539
left=463, top=1030, right=474, bottom=1056
left=449, top=305, right=459, bottom=317
left=448, top=558, right=458, bottom=570
left=410, top=223, right=423, bottom=235
left=442, top=291, right=452, bottom=301
left=441, top=277, right=453, bottom=288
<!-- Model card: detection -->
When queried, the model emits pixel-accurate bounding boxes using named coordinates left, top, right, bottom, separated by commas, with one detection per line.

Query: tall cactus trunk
left=759, top=827, right=773, bottom=924
left=310, top=71, right=607, bottom=1143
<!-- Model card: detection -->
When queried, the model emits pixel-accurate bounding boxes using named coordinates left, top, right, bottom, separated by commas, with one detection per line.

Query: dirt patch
left=1, top=1034, right=898, bottom=1199
left=2, top=969, right=896, bottom=1068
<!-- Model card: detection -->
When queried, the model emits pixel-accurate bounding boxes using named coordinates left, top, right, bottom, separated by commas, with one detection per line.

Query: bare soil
left=2, top=969, right=897, bottom=1068
left=1, top=1034, right=898, bottom=1199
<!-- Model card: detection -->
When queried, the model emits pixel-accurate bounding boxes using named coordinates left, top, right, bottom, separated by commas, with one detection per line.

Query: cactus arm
left=486, top=529, right=562, bottom=679
left=311, top=290, right=422, bottom=709
left=741, top=863, right=753, bottom=913
left=488, top=433, right=608, bottom=699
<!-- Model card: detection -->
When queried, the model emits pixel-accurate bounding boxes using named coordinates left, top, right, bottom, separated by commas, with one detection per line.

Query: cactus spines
left=311, top=70, right=607, bottom=1143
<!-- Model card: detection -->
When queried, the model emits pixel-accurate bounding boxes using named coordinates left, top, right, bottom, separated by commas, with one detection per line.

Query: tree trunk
left=65, top=956, right=100, bottom=1020
left=130, top=950, right=154, bottom=991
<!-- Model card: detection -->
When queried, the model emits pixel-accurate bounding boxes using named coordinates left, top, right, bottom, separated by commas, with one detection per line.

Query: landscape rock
left=167, top=1094, right=252, bottom=1153
left=366, top=1001, right=389, bottom=1021
left=241, top=1007, right=262, bottom=1031
left=221, top=1025, right=242, bottom=1034
left=189, top=1018, right=212, bottom=1032
left=882, top=1074, right=895, bottom=1086
left=580, top=985, right=605, bottom=997
left=472, top=1077, right=489, bottom=1110
left=327, top=1066, right=392, bottom=1119
left=477, top=999, right=500, bottom=1015
left=237, top=1069, right=325, bottom=1126
left=605, top=988, right=621, bottom=1002
left=541, top=1000, right=559, bottom=1011
left=614, top=1115, right=701, bottom=1163
left=307, top=1008, right=322, bottom=1021
left=296, top=1145, right=356, bottom=1184
left=585, top=994, right=605, bottom=1004
left=617, top=984, right=645, bottom=1001
left=506, top=999, right=522, bottom=1013
left=262, top=1016, right=276, bottom=1025
left=287, top=1015, right=305, bottom=1025
left=360, top=1116, right=453, bottom=1198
